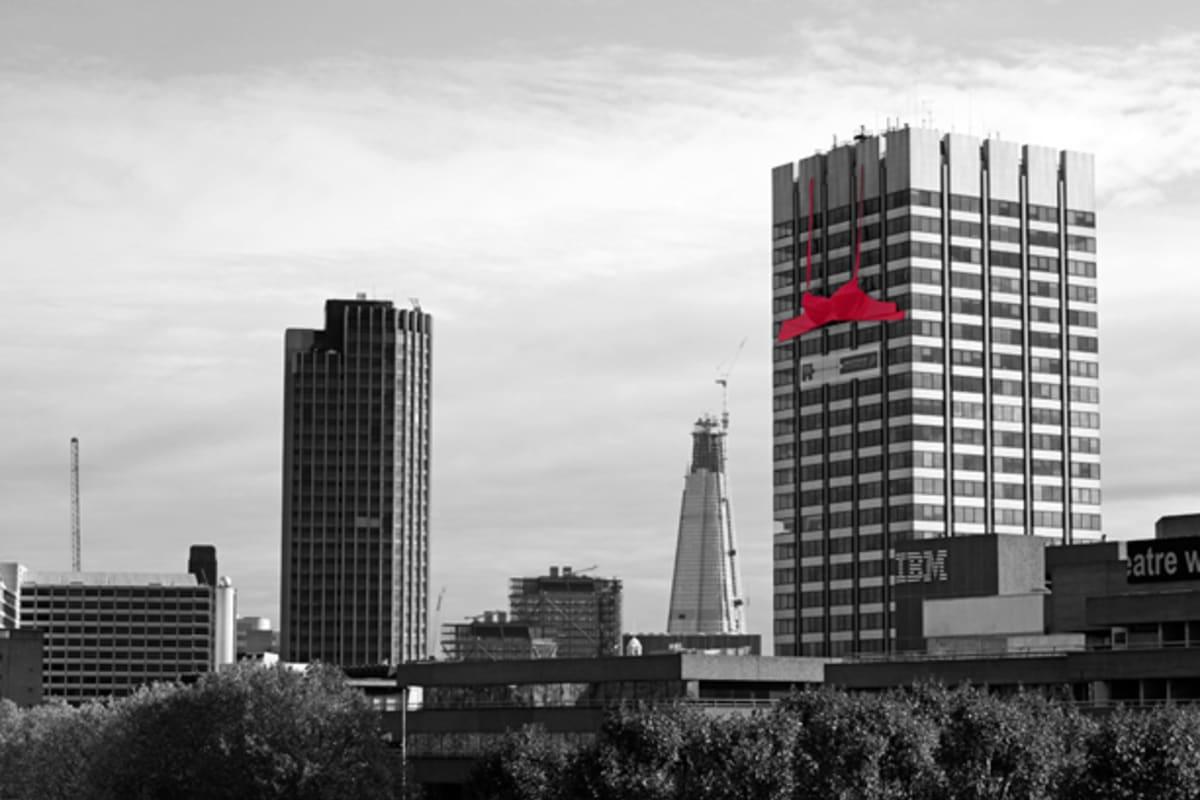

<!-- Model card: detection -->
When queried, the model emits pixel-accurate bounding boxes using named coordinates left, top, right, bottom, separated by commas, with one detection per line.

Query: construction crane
left=714, top=338, right=747, bottom=431
left=70, top=437, right=81, bottom=572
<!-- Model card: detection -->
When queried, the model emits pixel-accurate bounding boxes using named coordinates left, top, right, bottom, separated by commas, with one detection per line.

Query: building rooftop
left=20, top=571, right=202, bottom=587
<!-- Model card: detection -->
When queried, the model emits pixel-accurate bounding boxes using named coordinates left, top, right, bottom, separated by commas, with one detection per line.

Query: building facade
left=1, top=566, right=213, bottom=703
left=281, top=296, right=432, bottom=665
left=509, top=566, right=622, bottom=659
left=771, top=127, right=1100, bottom=657
left=667, top=415, right=745, bottom=634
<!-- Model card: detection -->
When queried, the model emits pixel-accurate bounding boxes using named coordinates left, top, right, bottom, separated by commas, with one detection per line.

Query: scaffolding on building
left=508, top=566, right=623, bottom=659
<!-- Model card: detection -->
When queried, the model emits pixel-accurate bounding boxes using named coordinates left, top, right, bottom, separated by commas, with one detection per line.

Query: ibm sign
left=894, top=549, right=948, bottom=585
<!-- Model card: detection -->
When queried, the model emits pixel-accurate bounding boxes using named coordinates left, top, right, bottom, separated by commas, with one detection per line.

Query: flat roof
left=393, top=654, right=831, bottom=686
left=20, top=571, right=203, bottom=587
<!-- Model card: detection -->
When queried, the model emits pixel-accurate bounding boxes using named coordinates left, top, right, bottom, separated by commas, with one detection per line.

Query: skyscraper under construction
left=667, top=415, right=745, bottom=635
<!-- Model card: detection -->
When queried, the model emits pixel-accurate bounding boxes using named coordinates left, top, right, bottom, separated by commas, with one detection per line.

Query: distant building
left=1, top=565, right=213, bottom=703
left=509, top=566, right=622, bottom=659
left=237, top=616, right=279, bottom=657
left=281, top=296, right=432, bottom=666
left=187, top=544, right=218, bottom=587
left=0, top=629, right=42, bottom=707
left=441, top=611, right=557, bottom=662
left=667, top=415, right=745, bottom=635
left=622, top=633, right=762, bottom=657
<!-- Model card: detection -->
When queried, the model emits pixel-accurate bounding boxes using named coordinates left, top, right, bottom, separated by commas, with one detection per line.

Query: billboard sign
left=1126, top=536, right=1200, bottom=584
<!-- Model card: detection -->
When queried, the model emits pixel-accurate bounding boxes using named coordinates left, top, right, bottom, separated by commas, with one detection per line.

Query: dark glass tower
left=771, top=128, right=1100, bottom=657
left=281, top=296, right=432, bottom=665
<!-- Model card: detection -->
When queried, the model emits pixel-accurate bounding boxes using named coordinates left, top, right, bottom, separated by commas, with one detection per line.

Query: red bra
left=777, top=165, right=905, bottom=342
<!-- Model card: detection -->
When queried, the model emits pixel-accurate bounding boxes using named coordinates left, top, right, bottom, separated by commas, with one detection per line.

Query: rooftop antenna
left=715, top=338, right=747, bottom=431
left=70, top=437, right=81, bottom=572
left=409, top=297, right=422, bottom=312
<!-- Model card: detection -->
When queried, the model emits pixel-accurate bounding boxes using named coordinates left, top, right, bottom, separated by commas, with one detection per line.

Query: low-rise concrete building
left=385, top=653, right=829, bottom=797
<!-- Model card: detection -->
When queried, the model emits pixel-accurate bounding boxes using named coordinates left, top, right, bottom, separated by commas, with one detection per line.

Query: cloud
left=3, top=23, right=1200, bottom=649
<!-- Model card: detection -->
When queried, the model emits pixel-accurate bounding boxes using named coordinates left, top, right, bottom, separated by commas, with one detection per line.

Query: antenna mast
left=70, top=437, right=81, bottom=572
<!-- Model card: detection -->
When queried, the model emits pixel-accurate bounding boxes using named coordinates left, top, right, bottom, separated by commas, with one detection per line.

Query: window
left=1033, top=484, right=1063, bottom=502
left=1031, top=407, right=1061, bottom=425
left=1029, top=280, right=1059, bottom=298
left=951, top=349, right=984, bottom=368
left=952, top=374, right=985, bottom=393
left=990, top=250, right=1022, bottom=269
left=1032, top=433, right=1063, bottom=451
left=993, top=352, right=1023, bottom=371
left=991, top=301, right=1022, bottom=320
left=954, top=505, right=987, bottom=524
left=1029, top=255, right=1058, bottom=272
left=1067, top=209, right=1096, bottom=227
left=1067, top=235, right=1096, bottom=253
left=996, top=482, right=1025, bottom=500
left=952, top=400, right=984, bottom=419
left=1031, top=382, right=1061, bottom=400
left=992, top=327, right=1023, bottom=345
left=1029, top=204, right=1058, bottom=223
left=989, top=224, right=1021, bottom=243
left=1027, top=229, right=1059, bottom=248
left=951, top=271, right=983, bottom=290
left=994, top=456, right=1025, bottom=474
left=952, top=323, right=984, bottom=341
left=1071, top=436, right=1101, bottom=454
left=992, top=378, right=1024, bottom=396
left=951, top=297, right=983, bottom=316
left=952, top=427, right=985, bottom=445
left=1029, top=331, right=1061, bottom=350
left=990, top=275, right=1021, bottom=294
left=953, top=480, right=987, bottom=498
left=994, top=508, right=1024, bottom=525
left=994, top=430, right=1024, bottom=448
left=954, top=453, right=987, bottom=471
left=1071, top=461, right=1101, bottom=479
left=1032, top=459, right=1063, bottom=476
left=1029, top=306, right=1059, bottom=324
left=1069, top=360, right=1099, bottom=378
left=1068, top=259, right=1096, bottom=277
left=949, top=194, right=982, bottom=214
left=990, top=199, right=1020, bottom=218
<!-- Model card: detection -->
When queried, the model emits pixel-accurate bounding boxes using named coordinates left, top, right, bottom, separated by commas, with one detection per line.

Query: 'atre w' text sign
left=1127, top=535, right=1200, bottom=584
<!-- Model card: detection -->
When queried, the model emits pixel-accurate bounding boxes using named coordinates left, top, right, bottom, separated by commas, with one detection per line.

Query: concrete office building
left=509, top=567, right=622, bottom=659
left=829, top=519, right=1200, bottom=707
left=667, top=415, right=746, bottom=635
left=388, top=653, right=828, bottom=794
left=282, top=296, right=432, bottom=666
left=0, top=565, right=214, bottom=703
left=771, top=127, right=1100, bottom=657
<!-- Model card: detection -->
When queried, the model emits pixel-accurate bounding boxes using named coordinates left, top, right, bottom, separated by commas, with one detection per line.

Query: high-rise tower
left=281, top=296, right=432, bottom=665
left=667, top=415, right=745, bottom=634
left=771, top=128, right=1100, bottom=657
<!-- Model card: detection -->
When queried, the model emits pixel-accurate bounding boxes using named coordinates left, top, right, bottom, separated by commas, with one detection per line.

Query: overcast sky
left=4, top=1, right=1200, bottom=650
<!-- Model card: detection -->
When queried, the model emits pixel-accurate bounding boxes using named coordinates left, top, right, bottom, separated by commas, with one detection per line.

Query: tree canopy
left=0, top=663, right=399, bottom=800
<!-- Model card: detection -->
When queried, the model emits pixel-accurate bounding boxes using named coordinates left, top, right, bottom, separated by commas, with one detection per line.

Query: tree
left=89, top=663, right=397, bottom=800
left=1071, top=705, right=1200, bottom=800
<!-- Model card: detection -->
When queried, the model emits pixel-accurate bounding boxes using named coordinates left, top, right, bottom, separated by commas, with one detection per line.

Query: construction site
left=440, top=565, right=623, bottom=662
